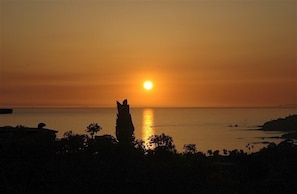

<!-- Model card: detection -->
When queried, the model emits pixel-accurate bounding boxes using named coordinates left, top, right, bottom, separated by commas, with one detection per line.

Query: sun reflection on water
left=142, top=109, right=154, bottom=148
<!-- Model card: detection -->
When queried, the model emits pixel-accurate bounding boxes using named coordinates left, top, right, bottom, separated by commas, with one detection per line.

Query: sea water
left=1, top=107, right=296, bottom=153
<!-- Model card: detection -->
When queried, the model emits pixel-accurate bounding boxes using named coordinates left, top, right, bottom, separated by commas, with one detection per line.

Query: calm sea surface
left=1, top=108, right=296, bottom=153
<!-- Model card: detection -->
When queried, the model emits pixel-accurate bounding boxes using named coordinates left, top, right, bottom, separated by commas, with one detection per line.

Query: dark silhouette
left=1, top=103, right=297, bottom=193
left=260, top=114, right=297, bottom=131
left=0, top=108, right=13, bottom=114
left=259, top=114, right=297, bottom=140
left=57, top=130, right=89, bottom=154
left=0, top=124, right=57, bottom=146
left=86, top=122, right=102, bottom=139
left=183, top=143, right=197, bottom=154
left=282, top=131, right=297, bottom=139
left=38, top=122, right=46, bottom=129
left=115, top=99, right=135, bottom=146
left=147, top=133, right=176, bottom=154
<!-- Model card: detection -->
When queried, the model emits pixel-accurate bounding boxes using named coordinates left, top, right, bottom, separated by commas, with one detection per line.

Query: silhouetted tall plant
left=115, top=99, right=135, bottom=146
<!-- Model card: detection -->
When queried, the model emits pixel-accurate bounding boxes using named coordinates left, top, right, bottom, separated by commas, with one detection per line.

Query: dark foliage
left=115, top=100, right=135, bottom=146
left=183, top=144, right=197, bottom=154
left=86, top=122, right=102, bottom=139
left=147, top=133, right=177, bottom=154
left=1, top=112, right=297, bottom=193
left=1, top=128, right=297, bottom=194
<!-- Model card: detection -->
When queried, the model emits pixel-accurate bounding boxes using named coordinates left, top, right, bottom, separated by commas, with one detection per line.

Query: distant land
left=0, top=108, right=13, bottom=114
left=259, top=114, right=297, bottom=140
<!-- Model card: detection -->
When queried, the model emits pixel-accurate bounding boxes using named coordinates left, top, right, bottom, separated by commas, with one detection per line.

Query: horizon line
left=2, top=105, right=297, bottom=109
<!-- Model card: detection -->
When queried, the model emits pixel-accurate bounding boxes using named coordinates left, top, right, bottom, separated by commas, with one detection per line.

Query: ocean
left=1, top=107, right=296, bottom=153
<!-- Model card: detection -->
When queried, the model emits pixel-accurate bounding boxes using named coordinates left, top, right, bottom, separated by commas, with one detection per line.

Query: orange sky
left=1, top=0, right=296, bottom=107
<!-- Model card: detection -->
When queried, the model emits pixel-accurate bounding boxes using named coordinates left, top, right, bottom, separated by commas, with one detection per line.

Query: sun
left=143, top=80, right=153, bottom=90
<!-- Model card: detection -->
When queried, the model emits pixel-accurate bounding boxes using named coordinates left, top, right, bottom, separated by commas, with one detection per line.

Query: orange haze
left=1, top=0, right=296, bottom=107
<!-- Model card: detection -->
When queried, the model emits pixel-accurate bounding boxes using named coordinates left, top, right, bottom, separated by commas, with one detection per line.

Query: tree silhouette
left=58, top=131, right=89, bottom=153
left=207, top=150, right=213, bottom=156
left=183, top=144, right=197, bottom=154
left=148, top=133, right=176, bottom=153
left=115, top=99, right=135, bottom=146
left=133, top=139, right=146, bottom=154
left=213, top=150, right=220, bottom=157
left=223, top=149, right=228, bottom=156
left=86, top=123, right=102, bottom=139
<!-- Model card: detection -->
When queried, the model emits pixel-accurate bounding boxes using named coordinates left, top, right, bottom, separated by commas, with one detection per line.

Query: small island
left=0, top=108, right=13, bottom=114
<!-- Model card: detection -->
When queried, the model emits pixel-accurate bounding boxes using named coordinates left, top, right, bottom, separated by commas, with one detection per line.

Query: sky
left=0, top=0, right=296, bottom=108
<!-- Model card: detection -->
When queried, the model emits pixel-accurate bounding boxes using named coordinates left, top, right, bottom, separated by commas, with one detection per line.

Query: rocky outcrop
left=260, top=115, right=297, bottom=131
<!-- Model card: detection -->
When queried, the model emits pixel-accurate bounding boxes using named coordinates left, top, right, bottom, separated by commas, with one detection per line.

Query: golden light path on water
left=142, top=109, right=154, bottom=148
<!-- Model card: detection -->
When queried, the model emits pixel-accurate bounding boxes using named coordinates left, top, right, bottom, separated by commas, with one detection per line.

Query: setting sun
left=143, top=81, right=153, bottom=91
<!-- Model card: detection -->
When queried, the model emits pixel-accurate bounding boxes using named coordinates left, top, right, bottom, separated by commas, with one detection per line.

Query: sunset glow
left=143, top=81, right=153, bottom=91
left=0, top=0, right=296, bottom=108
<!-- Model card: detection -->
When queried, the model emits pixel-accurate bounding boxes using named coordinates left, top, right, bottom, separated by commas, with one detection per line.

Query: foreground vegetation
left=1, top=104, right=296, bottom=193
left=1, top=125, right=297, bottom=194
